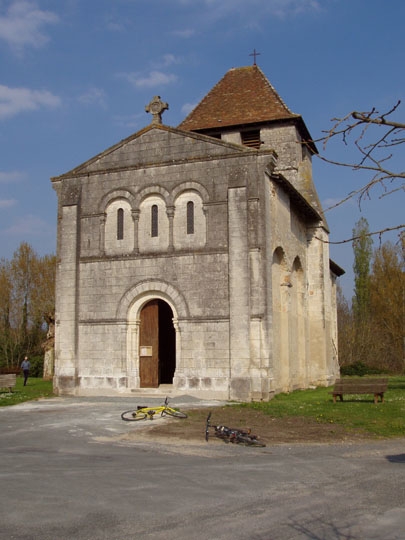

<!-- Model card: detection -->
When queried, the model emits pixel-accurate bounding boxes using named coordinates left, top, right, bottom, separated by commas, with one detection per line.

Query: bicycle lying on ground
left=205, top=412, right=266, bottom=447
left=121, top=397, right=188, bottom=421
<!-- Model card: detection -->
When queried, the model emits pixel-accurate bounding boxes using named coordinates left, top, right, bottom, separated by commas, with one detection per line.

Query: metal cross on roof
left=145, top=96, right=169, bottom=125
left=249, top=48, right=261, bottom=66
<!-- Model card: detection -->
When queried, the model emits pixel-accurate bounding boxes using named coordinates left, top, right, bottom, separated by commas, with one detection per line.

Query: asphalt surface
left=1, top=394, right=405, bottom=540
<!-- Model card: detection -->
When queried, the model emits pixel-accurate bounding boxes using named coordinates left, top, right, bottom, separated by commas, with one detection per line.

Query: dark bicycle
left=205, top=412, right=266, bottom=447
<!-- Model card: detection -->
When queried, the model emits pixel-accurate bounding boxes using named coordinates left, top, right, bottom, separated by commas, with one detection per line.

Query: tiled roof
left=178, top=65, right=299, bottom=131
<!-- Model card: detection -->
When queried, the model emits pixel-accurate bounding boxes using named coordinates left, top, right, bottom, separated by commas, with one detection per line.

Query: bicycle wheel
left=161, top=408, right=187, bottom=418
left=247, top=439, right=266, bottom=447
left=121, top=410, right=148, bottom=421
left=236, top=434, right=266, bottom=447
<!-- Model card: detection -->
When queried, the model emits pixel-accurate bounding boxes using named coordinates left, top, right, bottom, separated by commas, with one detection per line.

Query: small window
left=186, top=201, right=194, bottom=235
left=117, top=208, right=124, bottom=240
left=241, top=129, right=261, bottom=149
left=151, top=205, right=158, bottom=237
left=302, top=143, right=311, bottom=162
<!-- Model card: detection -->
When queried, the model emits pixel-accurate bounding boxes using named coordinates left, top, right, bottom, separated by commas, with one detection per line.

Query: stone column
left=132, top=209, right=140, bottom=254
left=167, top=206, right=175, bottom=252
left=54, top=202, right=80, bottom=394
left=228, top=185, right=251, bottom=400
left=99, top=213, right=106, bottom=255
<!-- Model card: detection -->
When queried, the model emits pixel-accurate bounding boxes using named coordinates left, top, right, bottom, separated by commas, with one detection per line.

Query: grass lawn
left=0, top=376, right=54, bottom=407
left=244, top=376, right=405, bottom=438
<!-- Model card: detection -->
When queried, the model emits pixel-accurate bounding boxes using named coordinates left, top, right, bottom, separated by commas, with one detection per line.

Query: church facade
left=52, top=66, right=343, bottom=400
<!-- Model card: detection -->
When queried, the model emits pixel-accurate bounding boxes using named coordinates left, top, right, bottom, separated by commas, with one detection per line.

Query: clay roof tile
left=178, top=65, right=299, bottom=131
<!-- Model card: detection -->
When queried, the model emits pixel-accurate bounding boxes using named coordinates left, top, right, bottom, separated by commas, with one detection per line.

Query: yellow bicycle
left=121, top=397, right=187, bottom=421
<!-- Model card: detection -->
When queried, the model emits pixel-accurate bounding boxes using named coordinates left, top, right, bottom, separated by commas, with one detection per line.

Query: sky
left=0, top=0, right=404, bottom=300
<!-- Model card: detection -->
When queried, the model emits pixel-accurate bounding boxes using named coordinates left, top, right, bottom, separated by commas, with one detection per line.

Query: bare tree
left=0, top=244, right=56, bottom=370
left=310, top=101, right=404, bottom=243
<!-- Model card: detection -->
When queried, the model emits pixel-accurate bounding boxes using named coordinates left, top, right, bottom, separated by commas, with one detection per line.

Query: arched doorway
left=139, top=299, right=176, bottom=388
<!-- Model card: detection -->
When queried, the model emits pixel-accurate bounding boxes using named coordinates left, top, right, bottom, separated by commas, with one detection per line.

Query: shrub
left=29, top=355, right=44, bottom=378
left=340, top=361, right=386, bottom=376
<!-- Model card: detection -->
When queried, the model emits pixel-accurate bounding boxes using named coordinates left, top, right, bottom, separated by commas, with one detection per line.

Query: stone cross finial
left=249, top=48, right=261, bottom=66
left=145, top=96, right=169, bottom=125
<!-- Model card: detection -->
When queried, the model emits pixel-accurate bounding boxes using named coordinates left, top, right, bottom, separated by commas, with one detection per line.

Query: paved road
left=1, top=395, right=405, bottom=540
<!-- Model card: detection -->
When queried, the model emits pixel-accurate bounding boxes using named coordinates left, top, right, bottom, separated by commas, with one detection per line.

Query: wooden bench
left=331, top=378, right=388, bottom=404
left=0, top=373, right=17, bottom=393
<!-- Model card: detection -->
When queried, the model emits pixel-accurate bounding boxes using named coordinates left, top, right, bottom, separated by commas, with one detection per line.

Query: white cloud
left=104, top=13, right=125, bottom=33
left=78, top=87, right=107, bottom=108
left=268, top=0, right=321, bottom=17
left=181, top=102, right=197, bottom=116
left=113, top=113, right=144, bottom=130
left=120, top=71, right=178, bottom=89
left=0, top=1, right=59, bottom=52
left=0, top=84, right=61, bottom=120
left=4, top=214, right=50, bottom=237
left=0, top=199, right=17, bottom=208
left=0, top=170, right=25, bottom=183
left=161, top=54, right=181, bottom=67
left=175, top=0, right=321, bottom=25
left=204, top=0, right=320, bottom=17
left=172, top=29, right=195, bottom=39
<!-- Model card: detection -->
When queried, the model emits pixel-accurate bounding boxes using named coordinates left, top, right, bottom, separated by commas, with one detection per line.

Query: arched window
left=117, top=208, right=124, bottom=240
left=151, top=204, right=158, bottom=237
left=186, top=201, right=194, bottom=234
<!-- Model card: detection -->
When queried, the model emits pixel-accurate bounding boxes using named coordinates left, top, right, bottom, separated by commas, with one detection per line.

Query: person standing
left=21, top=356, right=31, bottom=386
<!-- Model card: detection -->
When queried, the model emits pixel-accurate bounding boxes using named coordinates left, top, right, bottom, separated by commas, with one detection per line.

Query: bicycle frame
left=121, top=397, right=187, bottom=421
left=205, top=412, right=265, bottom=446
left=135, top=396, right=171, bottom=419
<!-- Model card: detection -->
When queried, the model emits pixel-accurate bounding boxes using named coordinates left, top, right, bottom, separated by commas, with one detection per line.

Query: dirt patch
left=126, top=405, right=373, bottom=445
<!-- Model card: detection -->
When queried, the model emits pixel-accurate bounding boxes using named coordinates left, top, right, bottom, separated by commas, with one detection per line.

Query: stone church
left=52, top=65, right=343, bottom=401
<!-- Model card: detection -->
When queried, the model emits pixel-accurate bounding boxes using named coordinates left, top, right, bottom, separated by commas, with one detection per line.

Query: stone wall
left=52, top=125, right=337, bottom=400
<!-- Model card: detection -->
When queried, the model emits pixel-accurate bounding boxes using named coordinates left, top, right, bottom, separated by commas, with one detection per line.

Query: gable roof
left=178, top=65, right=300, bottom=132
left=51, top=124, right=261, bottom=180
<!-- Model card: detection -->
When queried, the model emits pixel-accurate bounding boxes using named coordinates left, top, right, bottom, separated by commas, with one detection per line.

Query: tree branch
left=306, top=100, right=404, bottom=229
left=316, top=224, right=405, bottom=245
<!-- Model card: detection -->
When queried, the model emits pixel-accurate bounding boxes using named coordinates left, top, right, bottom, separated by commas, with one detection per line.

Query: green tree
left=369, top=241, right=405, bottom=373
left=337, top=233, right=405, bottom=374
left=352, top=218, right=373, bottom=320
left=347, top=218, right=373, bottom=366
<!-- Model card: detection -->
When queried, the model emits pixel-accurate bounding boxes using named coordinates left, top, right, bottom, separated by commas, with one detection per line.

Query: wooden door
left=139, top=300, right=159, bottom=388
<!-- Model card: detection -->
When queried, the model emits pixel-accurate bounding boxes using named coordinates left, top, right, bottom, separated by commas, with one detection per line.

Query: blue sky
left=0, top=0, right=404, bottom=299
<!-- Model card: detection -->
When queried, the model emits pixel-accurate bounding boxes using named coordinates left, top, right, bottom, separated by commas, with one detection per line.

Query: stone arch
left=138, top=191, right=170, bottom=253
left=173, top=186, right=207, bottom=250
left=116, top=279, right=189, bottom=320
left=119, top=280, right=189, bottom=389
left=99, top=189, right=136, bottom=213
left=171, top=181, right=210, bottom=204
left=135, top=185, right=170, bottom=207
left=102, top=192, right=135, bottom=255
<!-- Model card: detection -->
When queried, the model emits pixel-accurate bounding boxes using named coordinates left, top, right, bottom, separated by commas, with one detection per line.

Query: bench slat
left=333, top=385, right=387, bottom=392
left=0, top=373, right=17, bottom=392
left=331, top=378, right=388, bottom=403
